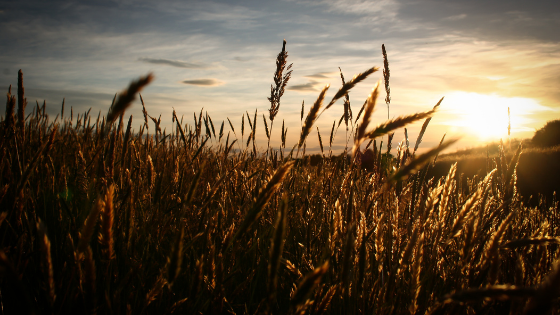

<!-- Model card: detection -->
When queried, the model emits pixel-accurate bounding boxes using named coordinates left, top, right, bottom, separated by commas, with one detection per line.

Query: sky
left=1, top=0, right=559, bottom=154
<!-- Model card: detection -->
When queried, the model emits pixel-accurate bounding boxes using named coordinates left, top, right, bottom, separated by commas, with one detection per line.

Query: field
left=1, top=44, right=560, bottom=315
left=431, top=143, right=560, bottom=207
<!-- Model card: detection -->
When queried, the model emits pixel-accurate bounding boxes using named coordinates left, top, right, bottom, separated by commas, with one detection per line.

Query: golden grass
left=1, top=42, right=560, bottom=315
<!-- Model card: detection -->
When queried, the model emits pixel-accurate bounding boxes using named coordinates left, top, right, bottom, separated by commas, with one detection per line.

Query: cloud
left=288, top=81, right=320, bottom=92
left=139, top=58, right=208, bottom=69
left=304, top=72, right=335, bottom=79
left=181, top=79, right=224, bottom=86
left=395, top=0, right=560, bottom=42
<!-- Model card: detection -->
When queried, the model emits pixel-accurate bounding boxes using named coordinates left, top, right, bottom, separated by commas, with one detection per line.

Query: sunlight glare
left=442, top=92, right=548, bottom=141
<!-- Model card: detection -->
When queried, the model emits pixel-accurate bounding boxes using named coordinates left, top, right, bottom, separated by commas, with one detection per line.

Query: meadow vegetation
left=1, top=41, right=560, bottom=314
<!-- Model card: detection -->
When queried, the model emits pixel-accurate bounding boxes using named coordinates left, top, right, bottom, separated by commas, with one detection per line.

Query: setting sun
left=442, top=92, right=549, bottom=141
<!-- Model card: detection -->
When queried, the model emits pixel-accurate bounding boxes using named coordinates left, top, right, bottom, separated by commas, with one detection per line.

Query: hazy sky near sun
left=1, top=0, right=559, bottom=153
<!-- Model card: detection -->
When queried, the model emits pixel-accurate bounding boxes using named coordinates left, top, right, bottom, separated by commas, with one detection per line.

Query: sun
left=442, top=92, right=545, bottom=141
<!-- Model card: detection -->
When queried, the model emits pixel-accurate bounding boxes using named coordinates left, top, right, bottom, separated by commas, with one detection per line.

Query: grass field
left=1, top=43, right=560, bottom=315
left=431, top=143, right=560, bottom=207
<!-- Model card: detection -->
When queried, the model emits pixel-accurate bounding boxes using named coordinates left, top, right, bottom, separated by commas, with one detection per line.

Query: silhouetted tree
left=532, top=120, right=560, bottom=147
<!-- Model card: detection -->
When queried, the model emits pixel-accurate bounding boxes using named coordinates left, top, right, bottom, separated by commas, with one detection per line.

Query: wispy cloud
left=304, top=72, right=335, bottom=79
left=139, top=58, right=208, bottom=69
left=182, top=79, right=224, bottom=86
left=288, top=81, right=320, bottom=92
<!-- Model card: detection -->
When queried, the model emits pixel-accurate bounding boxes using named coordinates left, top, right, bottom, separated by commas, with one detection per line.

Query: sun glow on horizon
left=441, top=92, right=551, bottom=141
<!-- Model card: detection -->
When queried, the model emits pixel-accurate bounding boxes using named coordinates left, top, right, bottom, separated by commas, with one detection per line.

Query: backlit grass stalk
left=100, top=184, right=115, bottom=260
left=78, top=196, right=104, bottom=255
left=382, top=44, right=390, bottom=120
left=37, top=219, right=56, bottom=306
left=267, top=39, right=292, bottom=159
left=352, top=80, right=380, bottom=157
left=298, top=85, right=329, bottom=152
left=268, top=194, right=288, bottom=304
left=231, top=160, right=295, bottom=245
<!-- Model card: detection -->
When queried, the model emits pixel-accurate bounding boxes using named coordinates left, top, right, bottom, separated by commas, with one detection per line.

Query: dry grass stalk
left=107, top=74, right=153, bottom=125
left=332, top=199, right=343, bottom=246
left=263, top=114, right=270, bottom=139
left=291, top=261, right=329, bottom=307
left=314, top=285, right=338, bottom=315
left=227, top=117, right=235, bottom=134
left=17, top=69, right=26, bottom=140
left=382, top=44, right=390, bottom=119
left=398, top=220, right=419, bottom=271
left=352, top=81, right=380, bottom=157
left=338, top=68, right=352, bottom=128
left=37, top=219, right=56, bottom=306
left=100, top=185, right=115, bottom=260
left=78, top=196, right=104, bottom=255
left=167, top=225, right=184, bottom=286
left=410, top=232, right=425, bottom=314
left=120, top=115, right=133, bottom=163
left=329, top=120, right=335, bottom=148
left=16, top=126, right=57, bottom=196
left=432, top=133, right=447, bottom=165
left=387, top=138, right=458, bottom=185
left=483, top=211, right=515, bottom=267
left=438, top=163, right=457, bottom=222
left=364, top=109, right=436, bottom=141
left=268, top=194, right=288, bottom=302
left=3, top=93, right=16, bottom=136
left=281, top=119, right=287, bottom=147
left=357, top=224, right=367, bottom=292
left=145, top=275, right=167, bottom=308
left=268, top=39, right=292, bottom=122
left=414, top=97, right=443, bottom=155
left=147, top=155, right=155, bottom=190
left=448, top=189, right=482, bottom=241
left=299, top=85, right=329, bottom=149
left=323, top=66, right=378, bottom=112
left=219, top=120, right=224, bottom=140
left=232, top=161, right=294, bottom=244
left=317, top=127, right=324, bottom=155
left=341, top=223, right=356, bottom=294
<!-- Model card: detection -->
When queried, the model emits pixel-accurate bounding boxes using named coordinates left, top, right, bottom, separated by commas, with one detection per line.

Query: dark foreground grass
left=1, top=43, right=560, bottom=315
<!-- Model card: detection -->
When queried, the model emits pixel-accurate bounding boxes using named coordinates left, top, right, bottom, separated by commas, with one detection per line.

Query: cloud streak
left=181, top=79, right=224, bottom=86
left=288, top=81, right=320, bottom=92
left=304, top=72, right=335, bottom=79
left=139, top=58, right=208, bottom=69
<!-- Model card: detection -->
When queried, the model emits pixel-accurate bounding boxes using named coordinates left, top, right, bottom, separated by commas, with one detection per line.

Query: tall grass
left=1, top=44, right=559, bottom=315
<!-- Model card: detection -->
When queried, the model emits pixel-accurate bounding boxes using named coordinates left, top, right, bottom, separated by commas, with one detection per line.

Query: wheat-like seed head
left=299, top=85, right=329, bottom=149
left=107, top=74, right=153, bottom=125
